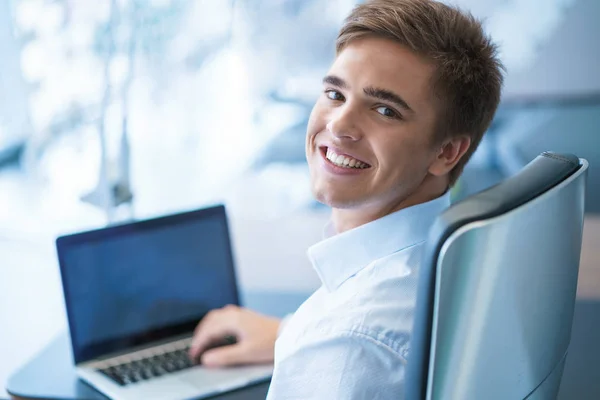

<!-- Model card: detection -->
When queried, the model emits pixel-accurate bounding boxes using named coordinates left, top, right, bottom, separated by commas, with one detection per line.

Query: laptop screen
left=56, top=205, right=239, bottom=364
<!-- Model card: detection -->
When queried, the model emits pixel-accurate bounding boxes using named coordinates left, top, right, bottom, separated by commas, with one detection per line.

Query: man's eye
left=375, top=106, right=400, bottom=119
left=325, top=90, right=344, bottom=101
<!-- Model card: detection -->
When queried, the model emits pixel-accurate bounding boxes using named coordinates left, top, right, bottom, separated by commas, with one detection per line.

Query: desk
left=578, top=216, right=600, bottom=299
left=6, top=291, right=310, bottom=400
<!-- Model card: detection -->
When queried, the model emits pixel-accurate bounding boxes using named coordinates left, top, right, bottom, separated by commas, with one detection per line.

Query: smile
left=324, top=148, right=371, bottom=169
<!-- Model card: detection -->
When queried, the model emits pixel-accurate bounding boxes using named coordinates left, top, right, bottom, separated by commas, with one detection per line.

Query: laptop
left=56, top=205, right=273, bottom=400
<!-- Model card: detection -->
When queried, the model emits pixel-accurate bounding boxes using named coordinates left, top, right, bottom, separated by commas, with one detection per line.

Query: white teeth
left=324, top=148, right=368, bottom=169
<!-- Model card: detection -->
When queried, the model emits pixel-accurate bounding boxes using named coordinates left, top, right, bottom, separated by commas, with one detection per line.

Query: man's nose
left=326, top=106, right=362, bottom=141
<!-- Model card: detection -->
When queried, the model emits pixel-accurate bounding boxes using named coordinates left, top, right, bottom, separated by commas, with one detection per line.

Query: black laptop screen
left=56, top=205, right=239, bottom=364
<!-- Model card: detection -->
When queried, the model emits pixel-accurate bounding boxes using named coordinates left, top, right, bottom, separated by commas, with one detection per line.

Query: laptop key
left=100, top=369, right=125, bottom=386
left=132, top=371, right=143, bottom=382
left=164, top=362, right=177, bottom=372
left=175, top=359, right=188, bottom=369
left=121, top=375, right=133, bottom=385
left=139, top=367, right=150, bottom=378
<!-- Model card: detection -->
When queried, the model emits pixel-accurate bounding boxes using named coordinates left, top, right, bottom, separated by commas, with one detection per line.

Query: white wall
left=502, top=0, right=600, bottom=98
left=453, top=0, right=599, bottom=98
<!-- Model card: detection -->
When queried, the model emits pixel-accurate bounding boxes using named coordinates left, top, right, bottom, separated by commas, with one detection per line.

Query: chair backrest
left=406, top=152, right=588, bottom=400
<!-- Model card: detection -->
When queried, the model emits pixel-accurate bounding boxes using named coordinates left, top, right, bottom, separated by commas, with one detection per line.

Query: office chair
left=406, top=152, right=589, bottom=400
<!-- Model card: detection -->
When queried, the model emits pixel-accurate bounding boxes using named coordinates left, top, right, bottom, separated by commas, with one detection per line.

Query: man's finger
left=201, top=343, right=250, bottom=367
left=189, top=319, right=232, bottom=360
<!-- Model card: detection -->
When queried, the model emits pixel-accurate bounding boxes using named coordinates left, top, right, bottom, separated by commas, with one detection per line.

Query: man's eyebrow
left=322, top=75, right=349, bottom=89
left=364, top=86, right=413, bottom=113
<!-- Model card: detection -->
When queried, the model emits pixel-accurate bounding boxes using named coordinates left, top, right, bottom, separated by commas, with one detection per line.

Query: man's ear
left=428, top=135, right=471, bottom=177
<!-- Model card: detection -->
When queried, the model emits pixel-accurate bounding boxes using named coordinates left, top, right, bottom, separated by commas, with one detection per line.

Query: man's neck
left=331, top=177, right=449, bottom=234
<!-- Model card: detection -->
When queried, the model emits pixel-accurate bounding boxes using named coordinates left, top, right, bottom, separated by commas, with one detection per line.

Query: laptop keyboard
left=98, top=345, right=194, bottom=386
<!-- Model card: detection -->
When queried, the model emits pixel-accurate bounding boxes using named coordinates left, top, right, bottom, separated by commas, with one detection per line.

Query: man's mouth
left=322, top=147, right=371, bottom=169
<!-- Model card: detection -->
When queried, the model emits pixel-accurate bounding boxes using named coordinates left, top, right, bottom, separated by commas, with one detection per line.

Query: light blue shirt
left=267, top=193, right=451, bottom=399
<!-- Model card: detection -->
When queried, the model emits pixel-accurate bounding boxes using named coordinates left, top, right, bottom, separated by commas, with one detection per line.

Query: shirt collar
left=308, top=193, right=451, bottom=292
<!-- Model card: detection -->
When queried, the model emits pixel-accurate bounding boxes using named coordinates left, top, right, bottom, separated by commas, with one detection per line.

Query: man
left=190, top=0, right=503, bottom=397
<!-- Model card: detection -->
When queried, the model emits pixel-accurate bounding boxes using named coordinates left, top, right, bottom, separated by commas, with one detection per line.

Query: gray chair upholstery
left=406, top=152, right=589, bottom=400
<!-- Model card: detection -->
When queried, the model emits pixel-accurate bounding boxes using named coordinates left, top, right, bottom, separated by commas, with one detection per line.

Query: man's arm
left=267, top=331, right=406, bottom=399
left=189, top=305, right=281, bottom=366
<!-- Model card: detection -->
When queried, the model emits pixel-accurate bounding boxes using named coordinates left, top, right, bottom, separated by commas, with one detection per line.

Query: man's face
left=306, top=37, right=442, bottom=209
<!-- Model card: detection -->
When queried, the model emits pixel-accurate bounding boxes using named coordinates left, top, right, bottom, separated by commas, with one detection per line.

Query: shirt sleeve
left=266, top=331, right=406, bottom=400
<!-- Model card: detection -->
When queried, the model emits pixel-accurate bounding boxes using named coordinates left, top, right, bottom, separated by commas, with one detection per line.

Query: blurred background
left=1, top=0, right=599, bottom=398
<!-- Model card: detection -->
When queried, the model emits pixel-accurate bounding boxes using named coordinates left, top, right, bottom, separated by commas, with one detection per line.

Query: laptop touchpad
left=178, top=365, right=272, bottom=391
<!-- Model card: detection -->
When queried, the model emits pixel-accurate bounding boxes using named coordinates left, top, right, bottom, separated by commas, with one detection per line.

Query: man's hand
left=188, top=305, right=281, bottom=367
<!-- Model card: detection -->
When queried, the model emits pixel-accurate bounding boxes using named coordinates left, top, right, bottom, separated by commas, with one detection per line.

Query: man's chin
left=312, top=188, right=365, bottom=210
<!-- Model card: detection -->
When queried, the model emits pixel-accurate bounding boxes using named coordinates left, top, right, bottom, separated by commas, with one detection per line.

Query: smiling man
left=189, top=0, right=503, bottom=398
